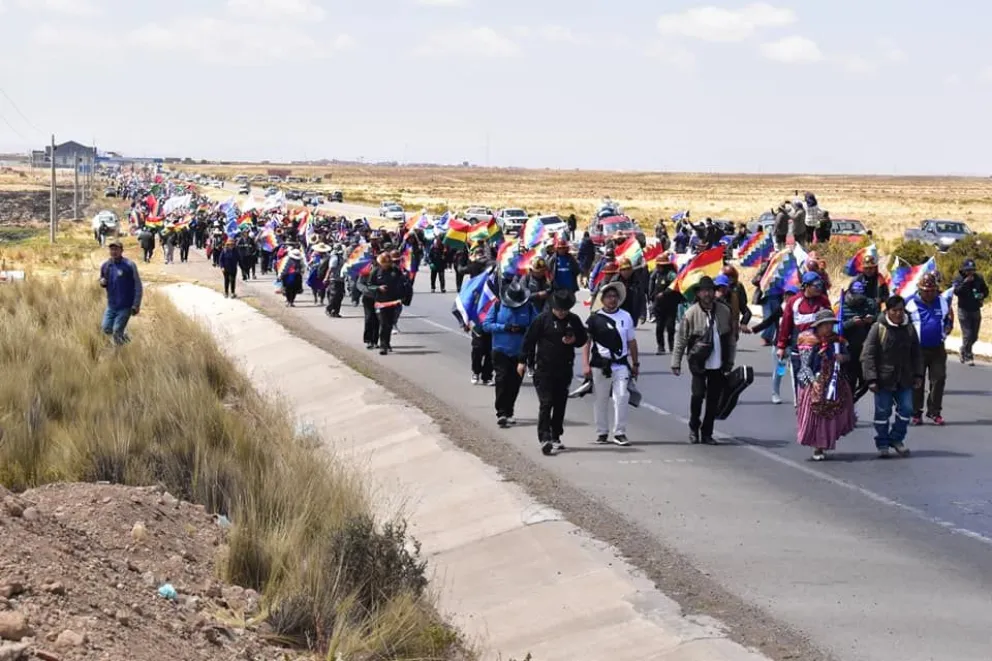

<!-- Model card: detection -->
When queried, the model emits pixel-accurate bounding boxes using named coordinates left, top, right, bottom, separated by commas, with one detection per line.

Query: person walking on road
left=219, top=239, right=240, bottom=299
left=281, top=248, right=306, bottom=307
left=547, top=238, right=581, bottom=294
left=777, top=272, right=833, bottom=405
left=839, top=280, right=878, bottom=399
left=484, top=280, right=538, bottom=428
left=98, top=240, right=142, bottom=346
left=952, top=259, right=988, bottom=366
left=369, top=252, right=406, bottom=355
left=583, top=281, right=639, bottom=447
left=428, top=237, right=447, bottom=293
left=850, top=255, right=888, bottom=309
left=648, top=253, right=680, bottom=354
left=906, top=274, right=953, bottom=426
left=795, top=309, right=856, bottom=461
left=324, top=245, right=346, bottom=318
left=522, top=289, right=587, bottom=456
left=861, top=295, right=923, bottom=458
left=671, top=276, right=735, bottom=444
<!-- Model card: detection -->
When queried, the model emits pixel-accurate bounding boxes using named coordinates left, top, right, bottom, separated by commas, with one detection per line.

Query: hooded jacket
left=777, top=292, right=833, bottom=351
left=861, top=312, right=924, bottom=390
left=483, top=301, right=538, bottom=357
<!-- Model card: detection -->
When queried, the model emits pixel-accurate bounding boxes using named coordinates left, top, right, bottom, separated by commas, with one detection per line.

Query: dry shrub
left=0, top=278, right=460, bottom=659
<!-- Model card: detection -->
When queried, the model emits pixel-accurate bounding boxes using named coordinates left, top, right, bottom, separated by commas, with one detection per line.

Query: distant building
left=30, top=140, right=97, bottom=169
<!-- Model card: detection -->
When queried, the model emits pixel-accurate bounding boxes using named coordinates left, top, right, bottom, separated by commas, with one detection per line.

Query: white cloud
left=415, top=0, right=468, bottom=5
left=507, top=25, right=589, bottom=45
left=31, top=23, right=116, bottom=49
left=17, top=0, right=100, bottom=15
left=836, top=54, right=877, bottom=75
left=656, top=3, right=796, bottom=43
left=644, top=42, right=696, bottom=71
left=127, top=17, right=348, bottom=64
left=945, top=73, right=962, bottom=86
left=760, top=35, right=822, bottom=63
left=225, top=0, right=325, bottom=21
left=877, top=38, right=906, bottom=63
left=415, top=27, right=520, bottom=57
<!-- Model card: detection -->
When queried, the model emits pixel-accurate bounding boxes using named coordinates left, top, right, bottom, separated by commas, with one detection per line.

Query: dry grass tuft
left=0, top=277, right=463, bottom=659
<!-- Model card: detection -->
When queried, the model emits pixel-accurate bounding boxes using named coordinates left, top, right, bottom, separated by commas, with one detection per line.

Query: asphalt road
left=174, top=197, right=992, bottom=661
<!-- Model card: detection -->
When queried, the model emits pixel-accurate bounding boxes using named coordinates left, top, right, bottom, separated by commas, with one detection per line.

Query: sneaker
left=527, top=368, right=534, bottom=379
left=366, top=343, right=375, bottom=350
left=910, top=416, right=923, bottom=426
left=812, top=450, right=825, bottom=462
left=689, top=431, right=700, bottom=444
left=506, top=417, right=517, bottom=426
left=877, top=447, right=892, bottom=459
left=497, top=417, right=509, bottom=428
left=891, top=442, right=911, bottom=457
left=471, top=374, right=480, bottom=385
left=482, top=379, right=493, bottom=387
left=656, top=347, right=666, bottom=355
left=701, top=436, right=719, bottom=445
left=612, top=434, right=631, bottom=447
left=552, top=440, right=566, bottom=453
left=771, top=393, right=782, bottom=405
left=379, top=348, right=388, bottom=356
left=595, top=434, right=610, bottom=444
left=541, top=441, right=554, bottom=456
left=930, top=415, right=945, bottom=426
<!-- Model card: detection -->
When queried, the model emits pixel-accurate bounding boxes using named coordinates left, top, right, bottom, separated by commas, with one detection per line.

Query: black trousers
left=455, top=268, right=465, bottom=292
left=654, top=309, right=676, bottom=351
left=430, top=268, right=446, bottom=292
left=471, top=334, right=493, bottom=380
left=223, top=270, right=237, bottom=296
left=534, top=370, right=571, bottom=442
left=363, top=297, right=380, bottom=346
left=326, top=281, right=345, bottom=315
left=959, top=308, right=982, bottom=362
left=493, top=352, right=524, bottom=418
left=143, top=247, right=154, bottom=263
left=179, top=244, right=190, bottom=262
left=690, top=369, right=726, bottom=439
left=377, top=305, right=398, bottom=350
left=240, top=259, right=253, bottom=281
left=260, top=252, right=272, bottom=274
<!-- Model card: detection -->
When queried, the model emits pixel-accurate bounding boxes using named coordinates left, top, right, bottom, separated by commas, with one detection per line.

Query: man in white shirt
left=583, top=281, right=640, bottom=446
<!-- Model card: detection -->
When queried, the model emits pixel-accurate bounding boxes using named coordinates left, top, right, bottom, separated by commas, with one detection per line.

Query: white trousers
left=593, top=364, right=630, bottom=436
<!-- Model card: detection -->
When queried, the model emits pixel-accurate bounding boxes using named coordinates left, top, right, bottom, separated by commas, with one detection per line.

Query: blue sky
left=0, top=0, right=987, bottom=174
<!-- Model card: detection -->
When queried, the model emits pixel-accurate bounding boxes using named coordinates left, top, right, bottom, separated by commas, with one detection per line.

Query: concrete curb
left=745, top=304, right=992, bottom=358
left=163, top=282, right=771, bottom=661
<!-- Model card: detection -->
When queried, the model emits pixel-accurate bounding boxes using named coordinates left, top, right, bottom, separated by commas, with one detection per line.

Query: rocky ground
left=0, top=192, right=75, bottom=224
left=0, top=483, right=305, bottom=661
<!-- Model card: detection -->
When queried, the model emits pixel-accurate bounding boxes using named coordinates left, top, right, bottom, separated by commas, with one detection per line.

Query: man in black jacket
left=952, top=259, right=988, bottom=365
left=427, top=237, right=447, bottom=293
left=367, top=252, right=407, bottom=355
left=521, top=289, right=588, bottom=456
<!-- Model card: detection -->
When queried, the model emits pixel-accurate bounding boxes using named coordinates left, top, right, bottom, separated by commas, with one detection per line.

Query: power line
left=0, top=108, right=26, bottom=140
left=0, top=87, right=43, bottom=135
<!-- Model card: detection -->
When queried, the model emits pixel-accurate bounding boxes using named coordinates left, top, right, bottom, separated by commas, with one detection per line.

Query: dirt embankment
left=0, top=192, right=76, bottom=224
left=0, top=483, right=304, bottom=661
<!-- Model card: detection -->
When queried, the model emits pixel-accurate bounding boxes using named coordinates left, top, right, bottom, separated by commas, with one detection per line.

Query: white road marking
left=406, top=309, right=992, bottom=548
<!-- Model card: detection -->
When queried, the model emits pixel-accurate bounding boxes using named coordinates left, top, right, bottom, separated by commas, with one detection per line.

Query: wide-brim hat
left=598, top=281, right=627, bottom=306
left=551, top=289, right=576, bottom=311
left=288, top=248, right=304, bottom=260
left=501, top=281, right=532, bottom=309
left=376, top=252, right=393, bottom=266
left=311, top=243, right=332, bottom=253
left=812, top=309, right=838, bottom=327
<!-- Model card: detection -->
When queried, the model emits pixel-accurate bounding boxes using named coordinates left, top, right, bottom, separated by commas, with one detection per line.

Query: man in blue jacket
left=98, top=240, right=143, bottom=346
left=906, top=273, right=953, bottom=426
left=483, top=280, right=538, bottom=428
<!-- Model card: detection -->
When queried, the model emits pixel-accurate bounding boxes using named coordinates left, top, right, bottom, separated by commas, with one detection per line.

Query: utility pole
left=50, top=135, right=57, bottom=243
left=74, top=156, right=80, bottom=219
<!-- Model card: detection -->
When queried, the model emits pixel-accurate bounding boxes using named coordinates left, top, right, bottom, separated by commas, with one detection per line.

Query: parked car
left=829, top=218, right=869, bottom=243
left=265, top=186, right=279, bottom=197
left=382, top=204, right=406, bottom=223
left=589, top=215, right=638, bottom=247
left=285, top=190, right=303, bottom=201
left=329, top=190, right=343, bottom=203
left=903, top=219, right=973, bottom=251
left=531, top=214, right=569, bottom=240
left=379, top=200, right=398, bottom=216
left=496, top=208, right=528, bottom=234
left=238, top=184, right=251, bottom=195
left=103, top=186, right=117, bottom=198
left=303, top=191, right=324, bottom=205
left=463, top=206, right=496, bottom=224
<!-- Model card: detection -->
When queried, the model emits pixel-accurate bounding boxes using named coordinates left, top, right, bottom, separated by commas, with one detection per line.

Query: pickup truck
left=903, top=219, right=972, bottom=251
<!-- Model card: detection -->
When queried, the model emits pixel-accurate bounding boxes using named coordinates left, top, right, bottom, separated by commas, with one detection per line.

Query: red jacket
left=777, top=293, right=832, bottom=350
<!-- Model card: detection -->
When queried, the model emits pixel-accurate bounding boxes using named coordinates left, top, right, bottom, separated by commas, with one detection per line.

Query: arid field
left=179, top=164, right=992, bottom=242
